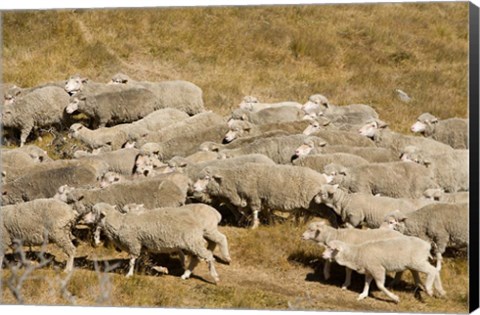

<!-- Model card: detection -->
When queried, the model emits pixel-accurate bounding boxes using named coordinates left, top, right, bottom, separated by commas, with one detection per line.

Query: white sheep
left=423, top=188, right=469, bottom=204
left=322, top=161, right=438, bottom=199
left=109, top=73, right=205, bottom=115
left=238, top=95, right=302, bottom=112
left=192, top=163, right=332, bottom=228
left=383, top=202, right=468, bottom=271
left=411, top=113, right=468, bottom=149
left=83, top=202, right=223, bottom=282
left=323, top=237, right=445, bottom=303
left=314, top=184, right=418, bottom=228
left=1, top=86, right=71, bottom=146
left=223, top=119, right=309, bottom=143
left=301, top=221, right=406, bottom=289
left=230, top=106, right=306, bottom=125
left=1, top=199, right=80, bottom=273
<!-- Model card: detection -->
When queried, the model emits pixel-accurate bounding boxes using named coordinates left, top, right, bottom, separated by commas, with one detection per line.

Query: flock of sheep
left=0, top=73, right=469, bottom=304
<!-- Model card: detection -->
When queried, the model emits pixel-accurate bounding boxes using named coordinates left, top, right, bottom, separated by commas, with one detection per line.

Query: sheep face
left=423, top=188, right=444, bottom=201
left=315, top=184, right=339, bottom=207
left=322, top=164, right=346, bottom=185
left=301, top=221, right=325, bottom=241
left=66, top=95, right=85, bottom=114
left=68, top=123, right=85, bottom=138
left=303, top=121, right=321, bottom=135
left=294, top=142, right=314, bottom=157
left=1, top=107, right=15, bottom=127
left=224, top=120, right=252, bottom=142
left=65, top=75, right=87, bottom=95
left=100, top=172, right=123, bottom=188
left=238, top=96, right=259, bottom=111
left=302, top=94, right=329, bottom=116
left=411, top=121, right=427, bottom=133
left=193, top=175, right=211, bottom=193
left=110, top=73, right=129, bottom=85
left=358, top=119, right=388, bottom=139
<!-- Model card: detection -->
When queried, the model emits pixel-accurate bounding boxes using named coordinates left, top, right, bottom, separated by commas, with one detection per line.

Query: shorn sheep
left=323, top=237, right=445, bottom=303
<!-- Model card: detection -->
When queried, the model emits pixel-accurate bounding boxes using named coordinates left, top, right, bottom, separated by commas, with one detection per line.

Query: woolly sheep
left=2, top=145, right=52, bottom=168
left=1, top=86, right=71, bottom=146
left=3, top=81, right=66, bottom=105
left=423, top=188, right=469, bottom=204
left=302, top=221, right=407, bottom=290
left=137, top=124, right=229, bottom=161
left=219, top=134, right=328, bottom=164
left=2, top=159, right=107, bottom=205
left=76, top=148, right=141, bottom=176
left=192, top=163, right=332, bottom=228
left=109, top=73, right=205, bottom=115
left=399, top=145, right=468, bottom=192
left=302, top=113, right=373, bottom=133
left=292, top=152, right=370, bottom=172
left=130, top=108, right=189, bottom=132
left=1, top=199, right=81, bottom=272
left=135, top=112, right=227, bottom=150
left=54, top=172, right=189, bottom=212
left=314, top=184, right=418, bottom=228
left=99, top=172, right=127, bottom=188
left=301, top=94, right=379, bottom=121
left=322, top=161, right=438, bottom=198
left=230, top=106, right=306, bottom=125
left=309, top=129, right=375, bottom=147
left=238, top=95, right=302, bottom=112
left=64, top=74, right=109, bottom=95
left=411, top=113, right=468, bottom=149
left=68, top=123, right=149, bottom=150
left=65, top=85, right=160, bottom=128
left=383, top=202, right=468, bottom=271
left=358, top=119, right=454, bottom=156
left=83, top=202, right=222, bottom=282
left=324, top=237, right=445, bottom=303
left=223, top=119, right=310, bottom=143
left=296, top=143, right=397, bottom=163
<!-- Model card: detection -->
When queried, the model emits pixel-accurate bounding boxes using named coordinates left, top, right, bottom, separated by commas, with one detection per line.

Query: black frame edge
left=469, top=1, right=480, bottom=313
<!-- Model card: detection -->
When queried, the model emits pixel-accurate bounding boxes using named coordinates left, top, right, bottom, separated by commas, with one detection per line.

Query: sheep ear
left=212, top=174, right=222, bottom=182
left=318, top=141, right=327, bottom=147
left=376, top=119, right=388, bottom=129
left=79, top=94, right=87, bottom=101
left=339, top=168, right=348, bottom=176
left=81, top=77, right=89, bottom=83
left=241, top=114, right=248, bottom=121
left=423, top=159, right=431, bottom=167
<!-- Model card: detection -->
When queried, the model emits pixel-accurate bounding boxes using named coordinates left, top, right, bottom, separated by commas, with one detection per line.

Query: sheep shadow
left=73, top=254, right=217, bottom=284
left=2, top=251, right=64, bottom=270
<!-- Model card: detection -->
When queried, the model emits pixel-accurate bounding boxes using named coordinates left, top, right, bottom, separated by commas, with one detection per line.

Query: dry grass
left=0, top=2, right=470, bottom=312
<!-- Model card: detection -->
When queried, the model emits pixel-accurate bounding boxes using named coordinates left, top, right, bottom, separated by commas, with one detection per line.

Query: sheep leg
left=371, top=269, right=400, bottom=303
left=433, top=240, right=447, bottom=271
left=204, top=230, right=231, bottom=263
left=411, top=262, right=439, bottom=296
left=54, top=235, right=76, bottom=273
left=177, top=250, right=186, bottom=268
left=93, top=226, right=102, bottom=247
left=184, top=243, right=219, bottom=283
left=323, top=260, right=331, bottom=280
left=20, top=123, right=33, bottom=147
left=433, top=269, right=446, bottom=297
left=126, top=255, right=137, bottom=277
left=181, top=256, right=199, bottom=280
left=357, top=274, right=373, bottom=301
left=435, top=252, right=443, bottom=271
left=342, top=268, right=352, bottom=290
left=389, top=271, right=403, bottom=288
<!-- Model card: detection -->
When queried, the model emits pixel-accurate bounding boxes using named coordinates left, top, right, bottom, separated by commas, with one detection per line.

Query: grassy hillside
left=0, top=2, right=470, bottom=312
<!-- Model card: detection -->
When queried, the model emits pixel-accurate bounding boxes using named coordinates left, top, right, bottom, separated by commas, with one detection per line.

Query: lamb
left=292, top=152, right=370, bottom=172
left=1, top=86, right=71, bottom=146
left=295, top=142, right=397, bottom=163
left=314, top=184, right=418, bottom=228
left=2, top=159, right=107, bottom=205
left=223, top=119, right=310, bottom=143
left=218, top=134, right=328, bottom=164
left=238, top=95, right=302, bottom=112
left=358, top=119, right=454, bottom=156
left=302, top=221, right=408, bottom=290
left=83, top=202, right=222, bottom=282
left=192, top=163, right=332, bottom=228
left=323, top=237, right=445, bottom=303
left=1, top=199, right=81, bottom=273
left=399, top=145, right=468, bottom=192
left=411, top=113, right=468, bottom=149
left=230, top=106, right=306, bottom=125
left=65, top=84, right=160, bottom=128
left=110, top=73, right=205, bottom=115
left=134, top=112, right=227, bottom=150
left=384, top=202, right=468, bottom=271
left=68, top=123, right=149, bottom=150
left=54, top=173, right=189, bottom=212
left=423, top=188, right=469, bottom=204
left=322, top=161, right=438, bottom=198
left=301, top=94, right=379, bottom=121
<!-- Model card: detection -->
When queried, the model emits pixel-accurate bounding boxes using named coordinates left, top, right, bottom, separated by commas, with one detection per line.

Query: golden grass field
left=0, top=2, right=471, bottom=313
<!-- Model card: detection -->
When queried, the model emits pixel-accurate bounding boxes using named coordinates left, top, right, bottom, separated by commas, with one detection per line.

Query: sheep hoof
left=213, top=277, right=220, bottom=284
left=341, top=285, right=348, bottom=290
left=391, top=296, right=400, bottom=303
left=152, top=266, right=169, bottom=274
left=436, top=290, right=447, bottom=297
left=357, top=294, right=367, bottom=301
